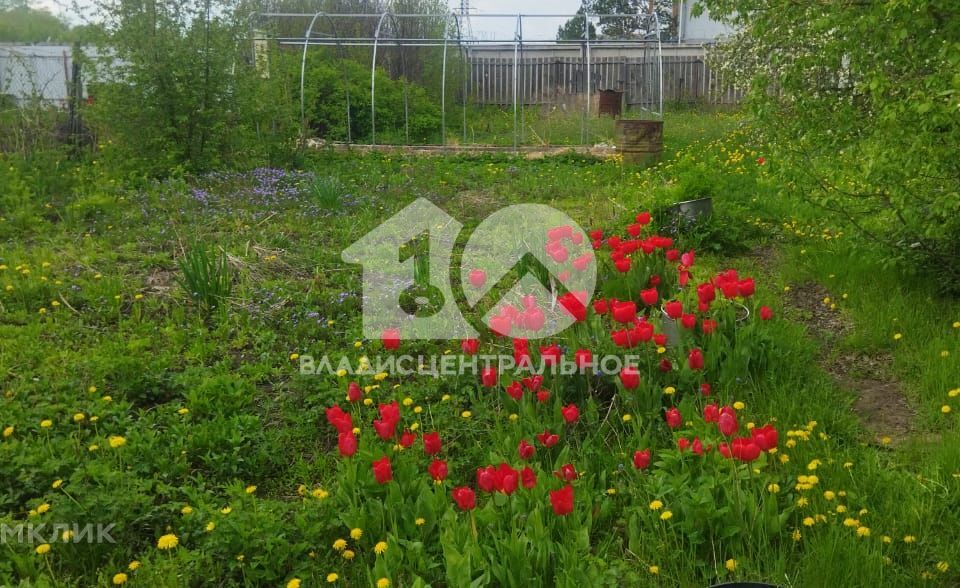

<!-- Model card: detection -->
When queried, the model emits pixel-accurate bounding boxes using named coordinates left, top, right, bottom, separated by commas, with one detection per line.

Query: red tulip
left=640, top=288, right=659, bottom=306
left=703, top=403, right=720, bottom=423
left=688, top=348, right=705, bottom=370
left=338, top=431, right=357, bottom=457
left=549, top=485, right=574, bottom=516
left=653, top=333, right=667, bottom=347
left=681, top=313, right=697, bottom=329
left=452, top=486, right=476, bottom=510
left=399, top=429, right=416, bottom=448
left=505, top=381, right=523, bottom=401
left=554, top=463, right=577, bottom=482
left=697, top=283, right=716, bottom=304
left=477, top=466, right=497, bottom=492
left=497, top=463, right=519, bottom=495
left=539, top=344, right=562, bottom=366
left=461, top=338, right=480, bottom=355
left=626, top=222, right=644, bottom=237
left=574, top=348, right=593, bottom=369
left=589, top=229, right=603, bottom=241
left=756, top=156, right=766, bottom=165
left=518, top=439, right=536, bottom=460
left=561, top=403, right=580, bottom=424
left=481, top=366, right=498, bottom=387
left=760, top=306, right=773, bottom=321
left=428, top=459, right=448, bottom=482
left=513, top=338, right=530, bottom=367
left=648, top=274, right=662, bottom=287
left=701, top=319, right=717, bottom=335
left=522, top=375, right=543, bottom=391
left=681, top=250, right=695, bottom=267
left=664, top=300, right=683, bottom=319
left=468, top=269, right=487, bottom=288
left=347, top=382, right=362, bottom=403
left=751, top=424, right=779, bottom=451
left=677, top=437, right=691, bottom=452
left=614, top=258, right=631, bottom=273
left=666, top=248, right=680, bottom=262
left=611, top=301, right=637, bottom=324
left=738, top=278, right=755, bottom=298
left=536, top=429, right=559, bottom=448
left=489, top=315, right=512, bottom=337
left=521, top=466, right=537, bottom=489
left=700, top=382, right=712, bottom=396
left=632, top=448, right=651, bottom=469
left=730, top=437, right=761, bottom=462
left=619, top=366, right=640, bottom=389
left=381, top=328, right=401, bottom=350
left=372, top=456, right=393, bottom=484
left=635, top=211, right=651, bottom=225
left=536, top=389, right=551, bottom=403
left=692, top=437, right=705, bottom=456
left=325, top=405, right=353, bottom=434
left=659, top=358, right=673, bottom=373
left=423, top=432, right=442, bottom=455
left=718, top=411, right=738, bottom=437
left=665, top=407, right=682, bottom=429
left=593, top=298, right=609, bottom=315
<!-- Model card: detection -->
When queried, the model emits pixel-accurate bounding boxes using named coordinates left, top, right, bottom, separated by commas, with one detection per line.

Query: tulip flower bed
left=1, top=112, right=958, bottom=587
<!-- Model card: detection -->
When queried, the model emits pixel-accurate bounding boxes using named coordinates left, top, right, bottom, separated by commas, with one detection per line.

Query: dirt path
left=784, top=281, right=916, bottom=444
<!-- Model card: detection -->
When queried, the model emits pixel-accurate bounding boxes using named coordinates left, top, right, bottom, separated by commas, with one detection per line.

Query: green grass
left=0, top=110, right=958, bottom=587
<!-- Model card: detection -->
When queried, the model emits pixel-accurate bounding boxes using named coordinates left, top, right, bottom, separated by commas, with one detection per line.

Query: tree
left=557, top=0, right=676, bottom=41
left=0, top=5, right=71, bottom=42
left=701, top=0, right=960, bottom=290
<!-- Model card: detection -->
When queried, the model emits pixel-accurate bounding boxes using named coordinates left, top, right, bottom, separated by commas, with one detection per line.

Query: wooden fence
left=467, top=54, right=742, bottom=107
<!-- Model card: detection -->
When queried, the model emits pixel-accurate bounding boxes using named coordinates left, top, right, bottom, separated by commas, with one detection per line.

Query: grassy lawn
left=1, top=110, right=958, bottom=587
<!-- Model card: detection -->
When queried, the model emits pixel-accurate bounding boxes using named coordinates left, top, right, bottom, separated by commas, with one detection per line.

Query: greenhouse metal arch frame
left=251, top=11, right=664, bottom=150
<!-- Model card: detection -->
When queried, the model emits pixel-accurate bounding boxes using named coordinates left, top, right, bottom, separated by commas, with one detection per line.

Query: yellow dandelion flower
left=725, top=559, right=737, bottom=572
left=312, top=488, right=330, bottom=500
left=286, top=579, right=301, bottom=588
left=792, top=529, right=802, bottom=541
left=52, top=479, right=63, bottom=489
left=857, top=526, right=871, bottom=537
left=220, top=507, right=232, bottom=515
left=289, top=353, right=300, bottom=361
left=177, top=408, right=190, bottom=415
left=415, top=517, right=425, bottom=526
left=128, top=561, right=140, bottom=571
left=903, top=535, right=916, bottom=543
left=663, top=386, right=675, bottom=395
left=350, top=528, right=363, bottom=540
left=842, top=518, right=860, bottom=528
left=181, top=506, right=193, bottom=515
left=36, top=543, right=51, bottom=555
left=803, top=517, right=815, bottom=527
left=205, top=522, right=216, bottom=532
left=649, top=500, right=663, bottom=510
left=823, top=491, right=835, bottom=501
left=941, top=405, right=952, bottom=414
left=108, top=435, right=126, bottom=448
left=342, top=549, right=355, bottom=560
left=374, top=541, right=388, bottom=555
left=73, top=413, right=85, bottom=423
left=936, top=562, right=949, bottom=573
left=648, top=565, right=659, bottom=574
left=157, top=534, right=179, bottom=550
left=36, top=503, right=50, bottom=514
left=2, top=426, right=12, bottom=438
left=622, top=414, right=632, bottom=422
left=112, top=573, right=128, bottom=585
left=376, top=579, right=390, bottom=588
left=245, top=485, right=257, bottom=494
left=660, top=510, right=673, bottom=521
left=40, top=419, right=53, bottom=428
left=461, top=411, right=472, bottom=419
left=327, top=573, right=339, bottom=583
left=893, top=333, right=902, bottom=341
left=767, top=483, right=780, bottom=493
left=733, top=401, right=745, bottom=410
left=333, top=538, right=347, bottom=551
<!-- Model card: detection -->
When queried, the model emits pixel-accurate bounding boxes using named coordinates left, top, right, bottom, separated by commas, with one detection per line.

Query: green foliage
left=176, top=245, right=234, bottom=311
left=302, top=56, right=442, bottom=144
left=0, top=6, right=70, bottom=42
left=702, top=0, right=960, bottom=292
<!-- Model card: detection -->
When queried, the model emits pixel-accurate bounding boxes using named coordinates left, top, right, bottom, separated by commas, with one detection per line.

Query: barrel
left=597, top=90, right=623, bottom=117
left=615, top=119, right=663, bottom=166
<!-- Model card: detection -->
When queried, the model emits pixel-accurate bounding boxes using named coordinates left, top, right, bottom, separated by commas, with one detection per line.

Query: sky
left=30, top=0, right=588, bottom=41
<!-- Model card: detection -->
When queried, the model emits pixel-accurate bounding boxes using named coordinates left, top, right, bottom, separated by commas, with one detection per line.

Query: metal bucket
left=615, top=119, right=663, bottom=166
left=666, top=197, right=713, bottom=227
left=598, top=90, right=623, bottom=117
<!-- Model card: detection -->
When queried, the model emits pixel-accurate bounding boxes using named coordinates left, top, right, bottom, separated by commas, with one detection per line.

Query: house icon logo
left=342, top=198, right=596, bottom=341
